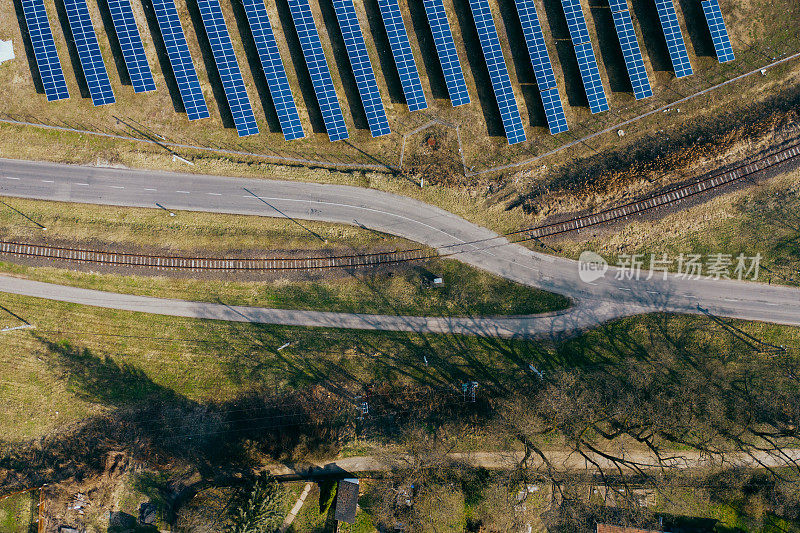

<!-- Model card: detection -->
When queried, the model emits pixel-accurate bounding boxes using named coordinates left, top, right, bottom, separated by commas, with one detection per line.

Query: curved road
left=0, top=158, right=798, bottom=336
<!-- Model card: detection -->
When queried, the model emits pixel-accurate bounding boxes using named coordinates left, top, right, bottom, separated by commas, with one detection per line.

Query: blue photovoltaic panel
left=654, top=0, right=693, bottom=77
left=574, top=40, right=609, bottom=113
left=540, top=87, right=568, bottom=134
left=197, top=0, right=259, bottom=137
left=607, top=0, right=629, bottom=13
left=20, top=0, right=70, bottom=101
left=611, top=9, right=653, bottom=99
left=467, top=0, right=525, bottom=145
left=150, top=0, right=210, bottom=120
left=240, top=0, right=304, bottom=140
left=377, top=0, right=427, bottom=112
left=287, top=0, right=348, bottom=141
left=332, top=0, right=390, bottom=137
left=702, top=0, right=734, bottom=63
left=512, top=0, right=568, bottom=135
left=106, top=0, right=156, bottom=93
left=560, top=0, right=608, bottom=113
left=63, top=0, right=115, bottom=105
left=423, top=0, right=470, bottom=107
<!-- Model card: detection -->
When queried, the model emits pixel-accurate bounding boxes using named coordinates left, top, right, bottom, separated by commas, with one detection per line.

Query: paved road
left=265, top=450, right=800, bottom=478
left=0, top=158, right=798, bottom=335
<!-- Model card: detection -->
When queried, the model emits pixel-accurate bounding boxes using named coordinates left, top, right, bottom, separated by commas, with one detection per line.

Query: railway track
left=0, top=137, right=798, bottom=272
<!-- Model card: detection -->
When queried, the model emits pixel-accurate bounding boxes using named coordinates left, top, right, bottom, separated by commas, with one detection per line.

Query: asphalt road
left=0, top=157, right=798, bottom=335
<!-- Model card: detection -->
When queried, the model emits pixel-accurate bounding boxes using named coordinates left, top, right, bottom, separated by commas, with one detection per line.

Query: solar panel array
left=608, top=0, right=652, bottom=100
left=107, top=0, right=156, bottom=93
left=423, top=0, right=470, bottom=107
left=150, top=0, right=210, bottom=120
left=377, top=0, right=427, bottom=112
left=196, top=0, right=258, bottom=136
left=654, top=0, right=693, bottom=77
left=702, top=0, right=734, bottom=63
left=240, top=0, right=304, bottom=140
left=512, top=0, right=568, bottom=135
left=559, top=0, right=609, bottom=113
left=64, top=0, right=115, bottom=105
left=332, top=0, right=390, bottom=137
left=20, top=0, right=70, bottom=101
left=467, top=0, right=525, bottom=145
left=287, top=0, right=348, bottom=141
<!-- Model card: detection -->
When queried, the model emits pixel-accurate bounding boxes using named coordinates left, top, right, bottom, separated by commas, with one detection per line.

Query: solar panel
left=610, top=8, right=653, bottom=99
left=287, top=0, right=348, bottom=142
left=702, top=0, right=734, bottom=63
left=331, top=0, right=390, bottom=137
left=467, top=0, right=525, bottom=145
left=63, top=0, right=115, bottom=105
left=560, top=0, right=609, bottom=113
left=512, top=0, right=568, bottom=135
left=654, top=0, right=693, bottom=77
left=607, top=0, right=629, bottom=13
left=377, top=0, right=427, bottom=112
left=19, top=0, right=70, bottom=101
left=240, top=0, right=304, bottom=140
left=106, top=0, right=156, bottom=93
left=196, top=0, right=259, bottom=136
left=150, top=0, right=210, bottom=120
left=423, top=0, right=470, bottom=107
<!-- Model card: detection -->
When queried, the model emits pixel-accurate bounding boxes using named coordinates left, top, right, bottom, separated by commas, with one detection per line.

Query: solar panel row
left=559, top=0, right=609, bottom=114
left=423, top=0, right=470, bottom=107
left=63, top=0, right=115, bottom=105
left=512, top=0, right=568, bottom=135
left=20, top=0, right=70, bottom=101
left=702, top=0, right=734, bottom=63
left=196, top=0, right=259, bottom=137
left=287, top=0, right=349, bottom=142
left=106, top=0, right=156, bottom=93
left=467, top=0, right=525, bottom=145
left=377, top=0, right=427, bottom=112
left=609, top=2, right=652, bottom=100
left=150, top=0, right=210, bottom=120
left=332, top=0, right=390, bottom=138
left=654, top=0, right=693, bottom=78
left=240, top=0, right=304, bottom=140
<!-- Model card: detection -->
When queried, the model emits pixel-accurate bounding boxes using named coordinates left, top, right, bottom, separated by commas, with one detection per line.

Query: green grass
left=549, top=170, right=800, bottom=285
left=0, top=493, right=34, bottom=533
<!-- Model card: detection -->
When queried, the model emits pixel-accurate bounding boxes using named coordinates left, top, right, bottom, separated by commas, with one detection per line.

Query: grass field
left=1, top=0, right=798, bottom=181
left=548, top=169, right=800, bottom=284
left=0, top=492, right=34, bottom=533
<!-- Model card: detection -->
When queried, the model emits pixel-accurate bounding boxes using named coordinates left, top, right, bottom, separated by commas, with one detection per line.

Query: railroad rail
left=0, top=137, right=799, bottom=272
left=0, top=242, right=435, bottom=271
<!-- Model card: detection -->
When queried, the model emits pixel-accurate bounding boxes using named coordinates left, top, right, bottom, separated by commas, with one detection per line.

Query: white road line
left=617, top=287, right=632, bottom=291
left=176, top=190, right=190, bottom=194
left=75, top=183, right=89, bottom=186
left=41, top=179, right=54, bottom=183
left=4, top=177, right=20, bottom=180
left=108, top=185, right=125, bottom=189
left=144, top=188, right=157, bottom=192
left=207, top=192, right=222, bottom=196
left=724, top=298, right=738, bottom=302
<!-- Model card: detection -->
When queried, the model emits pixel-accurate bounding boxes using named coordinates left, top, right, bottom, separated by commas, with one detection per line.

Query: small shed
left=0, top=41, right=14, bottom=64
left=334, top=478, right=360, bottom=524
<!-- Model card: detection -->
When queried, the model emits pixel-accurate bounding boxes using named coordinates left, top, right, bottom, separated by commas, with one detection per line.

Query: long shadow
left=139, top=0, right=185, bottom=113
left=229, top=0, right=282, bottom=133
left=588, top=0, right=631, bottom=94
left=363, top=0, right=405, bottom=105
left=406, top=0, right=449, bottom=100
left=53, top=0, right=91, bottom=99
left=451, top=0, right=504, bottom=137
left=675, top=0, right=715, bottom=58
left=541, top=0, right=588, bottom=108
left=95, top=0, right=132, bottom=86
left=317, top=0, right=369, bottom=131
left=275, top=0, right=326, bottom=133
left=629, top=0, right=672, bottom=72
left=185, top=0, right=235, bottom=129
left=12, top=0, right=46, bottom=95
left=496, top=0, right=547, bottom=128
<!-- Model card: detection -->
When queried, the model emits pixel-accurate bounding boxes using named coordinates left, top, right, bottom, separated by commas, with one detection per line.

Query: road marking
left=144, top=188, right=157, bottom=192
left=4, top=177, right=20, bottom=180
left=176, top=190, right=190, bottom=194
left=41, top=179, right=54, bottom=183
left=207, top=192, right=222, bottom=196
left=108, top=185, right=125, bottom=189
left=647, top=291, right=660, bottom=294
left=75, top=183, right=89, bottom=186
left=617, top=287, right=632, bottom=291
